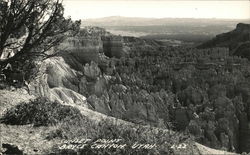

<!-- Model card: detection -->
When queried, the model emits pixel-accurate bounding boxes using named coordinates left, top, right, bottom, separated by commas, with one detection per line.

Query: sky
left=63, top=0, right=250, bottom=20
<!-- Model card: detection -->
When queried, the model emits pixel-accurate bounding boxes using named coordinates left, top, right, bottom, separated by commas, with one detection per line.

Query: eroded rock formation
left=24, top=26, right=250, bottom=153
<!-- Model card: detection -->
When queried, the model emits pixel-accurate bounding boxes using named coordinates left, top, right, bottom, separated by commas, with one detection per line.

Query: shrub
left=0, top=97, right=84, bottom=126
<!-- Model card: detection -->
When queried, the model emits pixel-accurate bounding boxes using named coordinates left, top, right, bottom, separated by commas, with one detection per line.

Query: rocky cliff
left=102, top=36, right=127, bottom=58
left=198, top=23, right=250, bottom=60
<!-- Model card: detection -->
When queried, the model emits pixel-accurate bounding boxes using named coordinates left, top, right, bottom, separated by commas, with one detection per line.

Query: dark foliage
left=0, top=0, right=80, bottom=67
left=0, top=97, right=84, bottom=126
left=2, top=143, right=23, bottom=155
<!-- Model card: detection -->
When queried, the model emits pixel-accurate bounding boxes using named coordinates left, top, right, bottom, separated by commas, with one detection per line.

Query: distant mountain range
left=82, top=17, right=250, bottom=59
left=81, top=16, right=250, bottom=27
left=81, top=16, right=250, bottom=45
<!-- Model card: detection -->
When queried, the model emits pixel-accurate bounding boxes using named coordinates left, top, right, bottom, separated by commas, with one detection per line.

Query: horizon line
left=80, top=16, right=250, bottom=20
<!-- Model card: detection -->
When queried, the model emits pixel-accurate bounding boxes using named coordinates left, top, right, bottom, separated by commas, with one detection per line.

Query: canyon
left=1, top=24, right=250, bottom=154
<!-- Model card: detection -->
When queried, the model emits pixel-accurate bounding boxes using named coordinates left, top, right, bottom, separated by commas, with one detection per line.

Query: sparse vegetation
left=48, top=117, right=192, bottom=155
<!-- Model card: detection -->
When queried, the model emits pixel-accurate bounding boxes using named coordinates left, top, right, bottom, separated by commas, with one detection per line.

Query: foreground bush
left=0, top=97, right=84, bottom=126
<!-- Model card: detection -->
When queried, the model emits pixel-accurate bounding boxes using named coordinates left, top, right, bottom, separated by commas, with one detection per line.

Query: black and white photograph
left=0, top=0, right=250, bottom=154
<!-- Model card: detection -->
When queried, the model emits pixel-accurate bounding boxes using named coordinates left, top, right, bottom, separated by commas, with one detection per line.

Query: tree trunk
left=0, top=51, right=26, bottom=68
